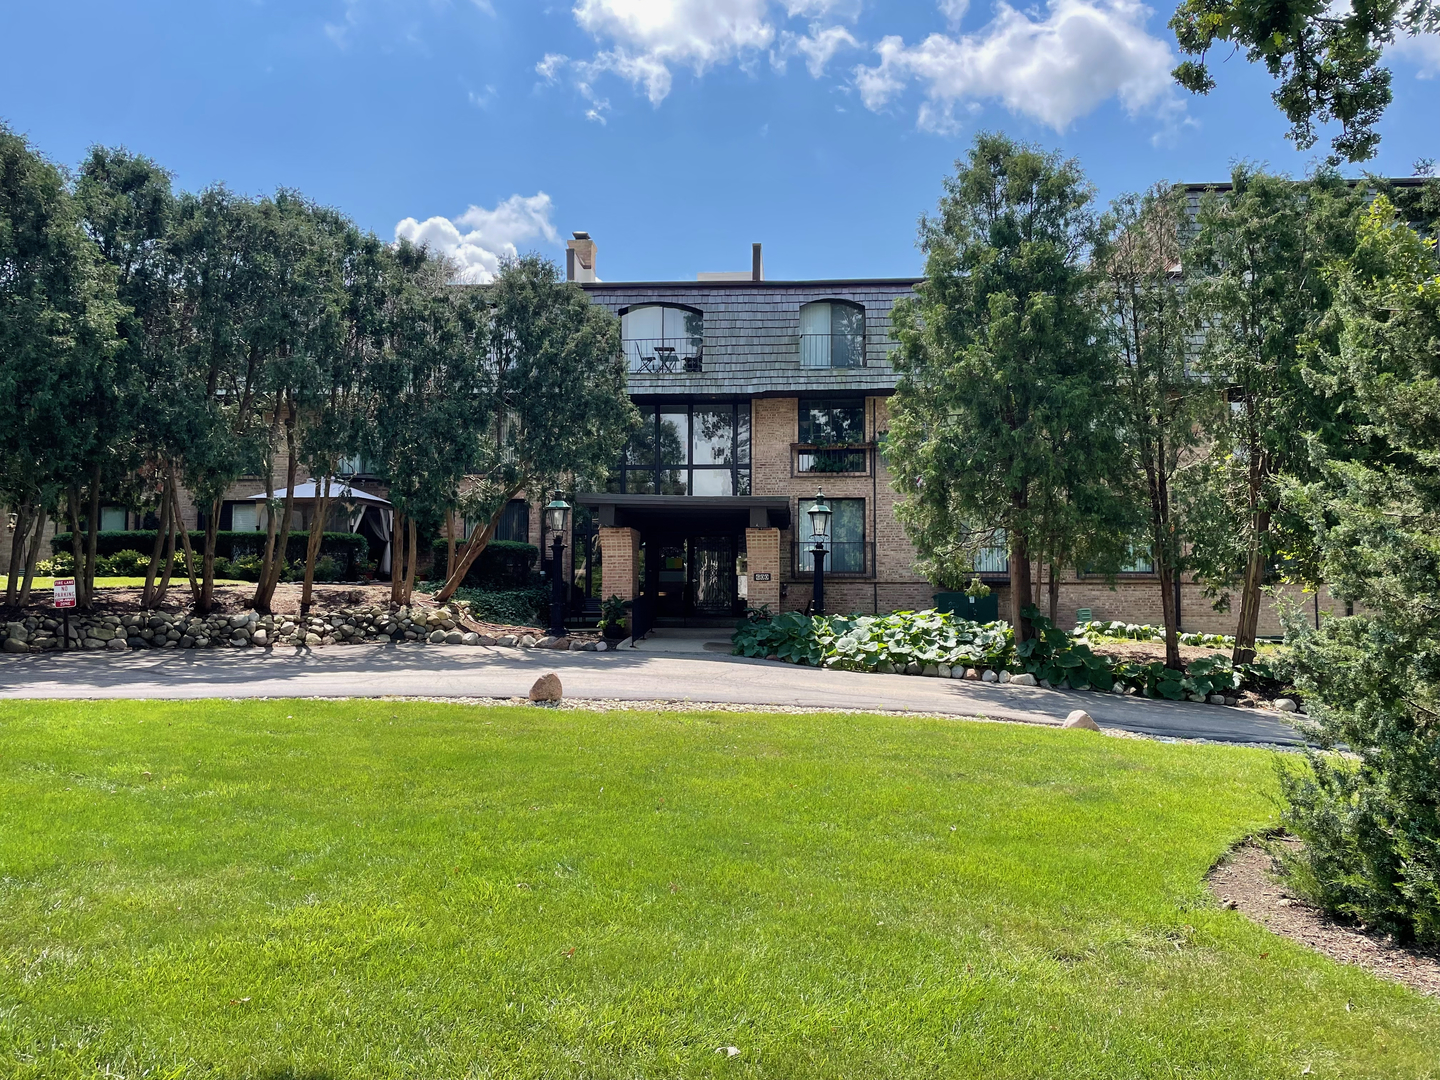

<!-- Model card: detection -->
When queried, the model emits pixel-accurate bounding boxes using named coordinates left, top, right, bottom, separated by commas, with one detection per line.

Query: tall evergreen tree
left=0, top=124, right=120, bottom=608
left=1181, top=167, right=1362, bottom=663
left=1279, top=196, right=1440, bottom=946
left=432, top=254, right=635, bottom=605
left=886, top=133, right=1128, bottom=641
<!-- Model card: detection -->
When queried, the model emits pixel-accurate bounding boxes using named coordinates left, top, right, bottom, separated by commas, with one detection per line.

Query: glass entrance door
left=689, top=536, right=738, bottom=616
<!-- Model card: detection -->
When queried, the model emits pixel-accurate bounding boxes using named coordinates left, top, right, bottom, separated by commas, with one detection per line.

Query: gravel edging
left=1209, top=840, right=1440, bottom=998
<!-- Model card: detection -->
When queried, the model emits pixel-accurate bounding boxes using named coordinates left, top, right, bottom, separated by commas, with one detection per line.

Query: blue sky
left=4, top=0, right=1437, bottom=282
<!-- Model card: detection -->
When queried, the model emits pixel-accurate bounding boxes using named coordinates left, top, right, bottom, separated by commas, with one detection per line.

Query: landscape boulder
left=1063, top=709, right=1100, bottom=731
left=529, top=672, right=563, bottom=702
left=1009, top=673, right=1037, bottom=687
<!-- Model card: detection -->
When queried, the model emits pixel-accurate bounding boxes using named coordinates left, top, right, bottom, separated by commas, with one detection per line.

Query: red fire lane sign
left=53, top=578, right=77, bottom=609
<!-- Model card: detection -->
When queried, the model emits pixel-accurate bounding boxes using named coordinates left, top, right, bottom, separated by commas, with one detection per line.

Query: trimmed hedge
left=53, top=530, right=369, bottom=562
left=461, top=540, right=540, bottom=589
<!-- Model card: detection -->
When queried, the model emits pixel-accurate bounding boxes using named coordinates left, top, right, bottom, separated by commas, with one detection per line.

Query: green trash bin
left=933, top=592, right=1000, bottom=622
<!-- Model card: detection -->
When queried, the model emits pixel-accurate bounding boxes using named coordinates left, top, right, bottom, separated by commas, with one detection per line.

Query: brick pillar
left=598, top=526, right=641, bottom=603
left=745, top=527, right=781, bottom=610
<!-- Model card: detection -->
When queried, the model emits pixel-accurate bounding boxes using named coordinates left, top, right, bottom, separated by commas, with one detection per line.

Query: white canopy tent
left=243, top=483, right=395, bottom=574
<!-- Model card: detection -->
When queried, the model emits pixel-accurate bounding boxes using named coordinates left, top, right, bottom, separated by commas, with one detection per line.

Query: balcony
left=793, top=444, right=870, bottom=475
left=799, top=332, right=865, bottom=370
left=624, top=337, right=703, bottom=375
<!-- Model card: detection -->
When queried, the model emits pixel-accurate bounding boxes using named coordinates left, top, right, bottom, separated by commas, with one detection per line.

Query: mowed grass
left=1, top=702, right=1436, bottom=1079
left=22, top=577, right=248, bottom=590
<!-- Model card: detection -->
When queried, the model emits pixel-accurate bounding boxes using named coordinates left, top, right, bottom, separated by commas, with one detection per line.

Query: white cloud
left=1392, top=32, right=1440, bottom=77
left=782, top=0, right=862, bottom=14
left=394, top=193, right=559, bottom=284
left=570, top=0, right=776, bottom=103
left=773, top=23, right=861, bottom=76
left=854, top=0, right=1178, bottom=131
left=938, top=0, right=970, bottom=27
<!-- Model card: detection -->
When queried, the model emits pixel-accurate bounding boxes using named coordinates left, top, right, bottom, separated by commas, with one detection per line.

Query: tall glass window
left=608, top=402, right=752, bottom=496
left=622, top=305, right=704, bottom=373
left=798, top=497, right=866, bottom=574
left=799, top=301, right=865, bottom=369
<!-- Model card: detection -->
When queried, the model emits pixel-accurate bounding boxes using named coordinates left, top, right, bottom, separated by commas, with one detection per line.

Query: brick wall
left=598, top=526, right=640, bottom=602
left=744, top=527, right=781, bottom=609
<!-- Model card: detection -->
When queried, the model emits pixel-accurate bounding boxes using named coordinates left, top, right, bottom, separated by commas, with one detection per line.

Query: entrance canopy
left=577, top=493, right=791, bottom=532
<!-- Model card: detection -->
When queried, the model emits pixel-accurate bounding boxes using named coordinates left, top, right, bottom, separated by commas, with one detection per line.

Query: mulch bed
left=1209, top=839, right=1440, bottom=997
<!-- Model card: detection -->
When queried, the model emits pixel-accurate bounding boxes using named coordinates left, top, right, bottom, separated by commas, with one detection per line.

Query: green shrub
left=97, top=549, right=151, bottom=577
left=36, top=552, right=74, bottom=576
left=1075, top=620, right=1236, bottom=649
left=461, top=540, right=539, bottom=589
left=732, top=609, right=1013, bottom=671
left=52, top=530, right=367, bottom=566
left=598, top=595, right=629, bottom=637
left=439, top=586, right=549, bottom=627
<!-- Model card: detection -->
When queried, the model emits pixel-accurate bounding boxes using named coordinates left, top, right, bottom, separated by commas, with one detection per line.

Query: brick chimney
left=566, top=232, right=597, bottom=282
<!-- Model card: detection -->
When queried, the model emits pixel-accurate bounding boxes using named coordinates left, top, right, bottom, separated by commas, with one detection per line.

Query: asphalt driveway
left=0, top=644, right=1300, bottom=745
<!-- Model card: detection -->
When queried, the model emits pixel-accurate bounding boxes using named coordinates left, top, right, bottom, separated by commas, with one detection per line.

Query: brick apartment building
left=3, top=227, right=1343, bottom=636
left=569, top=233, right=1337, bottom=635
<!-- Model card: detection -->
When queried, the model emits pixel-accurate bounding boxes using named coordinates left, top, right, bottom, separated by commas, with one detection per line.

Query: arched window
left=621, top=304, right=704, bottom=374
left=799, top=301, right=865, bottom=369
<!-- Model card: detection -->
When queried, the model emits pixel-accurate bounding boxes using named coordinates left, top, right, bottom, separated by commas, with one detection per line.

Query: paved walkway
left=0, top=643, right=1300, bottom=745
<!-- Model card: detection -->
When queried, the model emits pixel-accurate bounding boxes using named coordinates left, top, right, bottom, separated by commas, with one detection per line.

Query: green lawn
left=23, top=576, right=248, bottom=590
left=1, top=702, right=1435, bottom=1079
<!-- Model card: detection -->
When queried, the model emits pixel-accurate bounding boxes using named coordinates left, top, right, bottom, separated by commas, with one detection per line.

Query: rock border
left=1, top=602, right=609, bottom=655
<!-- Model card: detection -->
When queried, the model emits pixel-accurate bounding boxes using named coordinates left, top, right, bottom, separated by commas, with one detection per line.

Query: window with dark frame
left=798, top=397, right=868, bottom=474
left=495, top=499, right=530, bottom=543
left=797, top=497, right=867, bottom=574
left=606, top=401, right=752, bottom=496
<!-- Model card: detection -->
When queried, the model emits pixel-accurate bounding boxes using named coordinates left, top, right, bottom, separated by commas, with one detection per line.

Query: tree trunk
left=1047, top=563, right=1061, bottom=625
left=67, top=487, right=88, bottom=610
left=1157, top=560, right=1182, bottom=670
left=445, top=513, right=456, bottom=583
left=403, top=515, right=419, bottom=606
left=433, top=490, right=523, bottom=603
left=84, top=464, right=101, bottom=607
left=1009, top=532, right=1033, bottom=642
left=390, top=510, right=406, bottom=606
left=254, top=408, right=299, bottom=614
left=6, top=501, right=31, bottom=606
left=1232, top=507, right=1270, bottom=665
left=142, top=473, right=173, bottom=609
left=301, top=475, right=333, bottom=615
left=153, top=500, right=179, bottom=608
left=18, top=510, right=46, bottom=607
left=200, top=497, right=221, bottom=614
left=169, top=481, right=201, bottom=608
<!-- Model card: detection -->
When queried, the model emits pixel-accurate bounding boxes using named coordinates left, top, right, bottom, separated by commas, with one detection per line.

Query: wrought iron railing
left=791, top=541, right=874, bottom=578
left=799, top=332, right=865, bottom=369
left=795, top=445, right=869, bottom=474
left=624, top=337, right=703, bottom=374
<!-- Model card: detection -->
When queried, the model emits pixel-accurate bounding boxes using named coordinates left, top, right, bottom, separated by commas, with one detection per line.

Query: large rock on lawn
left=1063, top=709, right=1100, bottom=731
left=529, top=673, right=563, bottom=702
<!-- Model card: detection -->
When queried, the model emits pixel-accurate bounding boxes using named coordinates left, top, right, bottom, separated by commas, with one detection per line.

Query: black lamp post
left=544, top=494, right=572, bottom=637
left=808, top=489, right=833, bottom=617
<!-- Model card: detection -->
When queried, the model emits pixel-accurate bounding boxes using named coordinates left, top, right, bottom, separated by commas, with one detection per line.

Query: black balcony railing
left=791, top=541, right=874, bottom=578
left=624, top=337, right=703, bottom=374
left=799, top=332, right=865, bottom=369
left=795, top=445, right=869, bottom=474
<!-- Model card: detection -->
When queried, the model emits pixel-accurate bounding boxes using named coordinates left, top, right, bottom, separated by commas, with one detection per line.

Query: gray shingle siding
left=583, top=279, right=920, bottom=398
